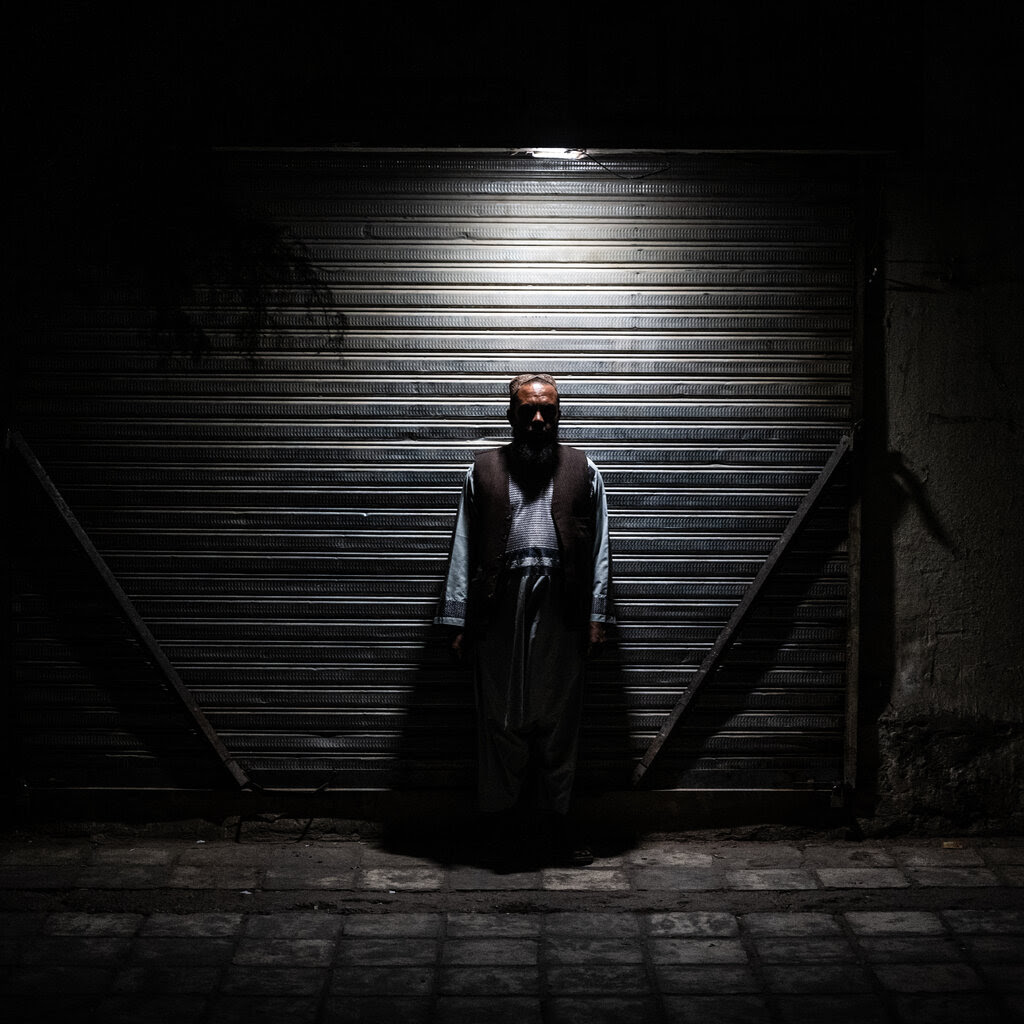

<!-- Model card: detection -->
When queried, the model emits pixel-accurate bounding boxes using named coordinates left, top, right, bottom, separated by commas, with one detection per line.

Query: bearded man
left=434, top=373, right=612, bottom=864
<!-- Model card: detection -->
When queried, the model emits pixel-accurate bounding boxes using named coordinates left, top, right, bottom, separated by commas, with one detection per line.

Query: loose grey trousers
left=473, top=566, right=585, bottom=815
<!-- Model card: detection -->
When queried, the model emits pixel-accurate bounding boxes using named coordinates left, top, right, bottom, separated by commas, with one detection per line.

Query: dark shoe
left=568, top=844, right=594, bottom=867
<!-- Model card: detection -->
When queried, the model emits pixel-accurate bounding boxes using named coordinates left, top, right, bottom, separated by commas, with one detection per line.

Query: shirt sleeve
left=588, top=458, right=614, bottom=624
left=433, top=466, right=474, bottom=628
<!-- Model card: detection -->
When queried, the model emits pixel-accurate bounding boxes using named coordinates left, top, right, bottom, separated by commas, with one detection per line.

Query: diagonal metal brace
left=9, top=430, right=252, bottom=790
left=631, top=430, right=856, bottom=787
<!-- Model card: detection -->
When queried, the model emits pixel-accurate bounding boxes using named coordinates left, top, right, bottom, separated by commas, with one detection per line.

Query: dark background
left=11, top=6, right=1019, bottom=161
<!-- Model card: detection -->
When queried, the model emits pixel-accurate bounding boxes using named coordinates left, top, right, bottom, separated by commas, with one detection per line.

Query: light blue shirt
left=435, top=456, right=613, bottom=629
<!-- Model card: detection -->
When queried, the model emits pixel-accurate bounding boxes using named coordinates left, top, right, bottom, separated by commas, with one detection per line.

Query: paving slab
left=650, top=937, right=749, bottom=964
left=742, top=912, right=841, bottom=935
left=446, top=911, right=540, bottom=936
left=545, top=996, right=661, bottom=1024
left=872, top=962, right=986, bottom=992
left=630, top=844, right=716, bottom=867
left=856, top=936, right=966, bottom=962
left=166, top=865, right=262, bottom=889
left=224, top=962, right=327, bottom=995
left=712, top=843, right=805, bottom=867
left=232, top=937, right=336, bottom=966
left=545, top=963, right=651, bottom=994
left=141, top=912, right=243, bottom=936
left=646, top=910, right=739, bottom=936
left=844, top=910, right=945, bottom=934
left=91, top=846, right=177, bottom=865
left=358, top=867, right=444, bottom=890
left=76, top=864, right=174, bottom=888
left=545, top=910, right=640, bottom=935
left=907, top=866, right=1001, bottom=886
left=752, top=936, right=858, bottom=962
left=761, top=964, right=874, bottom=993
left=727, top=869, right=818, bottom=890
left=802, top=845, right=896, bottom=867
left=943, top=909, right=1024, bottom=933
left=816, top=867, right=909, bottom=888
left=438, top=964, right=540, bottom=994
left=111, top=964, right=222, bottom=994
left=633, top=866, right=723, bottom=889
left=131, top=936, right=236, bottom=965
left=441, top=937, right=538, bottom=964
left=177, top=844, right=286, bottom=866
left=896, top=846, right=987, bottom=867
left=329, top=964, right=435, bottom=995
left=961, top=935, right=1024, bottom=961
left=342, top=912, right=442, bottom=936
left=244, top=911, right=343, bottom=938
left=543, top=936, right=644, bottom=963
left=321, top=995, right=434, bottom=1024
left=335, top=937, right=439, bottom=965
left=654, top=964, right=761, bottom=994
left=435, top=995, right=543, bottom=1024
left=448, top=866, right=541, bottom=889
left=1, top=844, right=89, bottom=866
left=43, top=911, right=142, bottom=935
left=662, top=993, right=772, bottom=1023
left=21, top=935, right=131, bottom=965
left=541, top=867, right=629, bottom=890
left=262, top=869, right=356, bottom=889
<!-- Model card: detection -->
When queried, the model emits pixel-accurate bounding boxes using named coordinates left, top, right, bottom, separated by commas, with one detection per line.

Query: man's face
left=509, top=381, right=559, bottom=446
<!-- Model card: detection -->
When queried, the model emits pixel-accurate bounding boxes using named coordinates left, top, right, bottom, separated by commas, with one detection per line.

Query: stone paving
left=1, top=833, right=1023, bottom=1022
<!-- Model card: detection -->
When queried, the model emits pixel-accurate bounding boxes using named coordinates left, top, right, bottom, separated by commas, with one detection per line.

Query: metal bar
left=631, top=430, right=856, bottom=787
left=9, top=430, right=252, bottom=790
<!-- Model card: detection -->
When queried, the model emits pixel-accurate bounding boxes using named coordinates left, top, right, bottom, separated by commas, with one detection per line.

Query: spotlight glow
left=514, top=148, right=587, bottom=160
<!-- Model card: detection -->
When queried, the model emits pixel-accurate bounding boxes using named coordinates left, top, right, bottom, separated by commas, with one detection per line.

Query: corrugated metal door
left=12, top=151, right=855, bottom=794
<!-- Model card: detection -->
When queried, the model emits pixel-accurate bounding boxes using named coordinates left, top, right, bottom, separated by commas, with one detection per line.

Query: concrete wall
left=859, top=151, right=1024, bottom=832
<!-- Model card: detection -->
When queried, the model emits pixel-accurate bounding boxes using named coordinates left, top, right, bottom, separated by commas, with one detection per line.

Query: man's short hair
left=508, top=373, right=558, bottom=402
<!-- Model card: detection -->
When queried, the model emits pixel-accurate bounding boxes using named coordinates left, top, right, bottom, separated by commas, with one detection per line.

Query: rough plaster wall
left=872, top=154, right=1024, bottom=831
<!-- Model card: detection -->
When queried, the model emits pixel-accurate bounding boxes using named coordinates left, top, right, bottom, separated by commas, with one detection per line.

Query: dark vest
left=468, top=444, right=593, bottom=627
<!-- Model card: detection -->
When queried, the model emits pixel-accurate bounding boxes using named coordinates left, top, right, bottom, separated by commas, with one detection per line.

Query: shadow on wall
left=8, top=456, right=226, bottom=795
left=857, top=443, right=959, bottom=821
left=642, top=479, right=852, bottom=803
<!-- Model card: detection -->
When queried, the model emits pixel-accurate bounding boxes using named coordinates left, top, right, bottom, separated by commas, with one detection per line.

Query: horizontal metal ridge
left=38, top=308, right=855, bottom=332
left=20, top=332, right=853, bottom=355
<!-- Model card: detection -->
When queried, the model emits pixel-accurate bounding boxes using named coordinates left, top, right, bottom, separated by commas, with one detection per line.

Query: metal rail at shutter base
left=9, top=430, right=253, bottom=791
left=631, top=429, right=856, bottom=787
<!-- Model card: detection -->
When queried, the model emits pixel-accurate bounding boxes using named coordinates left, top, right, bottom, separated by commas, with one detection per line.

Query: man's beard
left=508, top=426, right=559, bottom=490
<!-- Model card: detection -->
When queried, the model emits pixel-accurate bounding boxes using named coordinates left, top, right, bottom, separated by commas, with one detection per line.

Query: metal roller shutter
left=12, top=151, right=856, bottom=795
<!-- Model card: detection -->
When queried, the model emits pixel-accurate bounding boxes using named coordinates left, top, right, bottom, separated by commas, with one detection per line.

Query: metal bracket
left=632, top=430, right=856, bottom=787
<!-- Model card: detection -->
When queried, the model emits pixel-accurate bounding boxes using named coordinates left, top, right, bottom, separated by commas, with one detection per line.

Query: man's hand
left=587, top=621, right=606, bottom=658
left=451, top=632, right=465, bottom=661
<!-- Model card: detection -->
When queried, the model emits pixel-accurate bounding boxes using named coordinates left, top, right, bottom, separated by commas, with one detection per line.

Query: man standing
left=435, top=373, right=612, bottom=865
